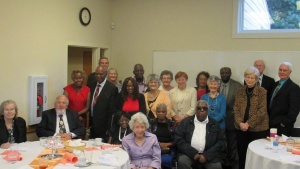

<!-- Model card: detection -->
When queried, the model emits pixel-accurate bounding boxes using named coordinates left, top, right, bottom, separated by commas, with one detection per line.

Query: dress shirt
left=136, top=78, right=147, bottom=94
left=191, top=116, right=208, bottom=153
left=55, top=112, right=76, bottom=138
left=258, top=74, right=263, bottom=86
left=122, top=131, right=161, bottom=169
left=220, top=81, right=230, bottom=98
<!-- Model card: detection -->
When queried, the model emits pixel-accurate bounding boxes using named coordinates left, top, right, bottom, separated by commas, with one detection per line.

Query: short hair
left=128, top=112, right=150, bottom=130
left=54, top=95, right=69, bottom=107
left=197, top=100, right=209, bottom=110
left=0, top=100, right=18, bottom=118
left=71, top=70, right=86, bottom=80
left=121, top=77, right=139, bottom=100
left=107, top=67, right=118, bottom=75
left=207, top=75, right=221, bottom=86
left=281, top=62, right=293, bottom=71
left=156, top=103, right=167, bottom=112
left=160, top=70, right=173, bottom=81
left=146, top=73, right=160, bottom=86
left=196, top=71, right=210, bottom=87
left=113, top=111, right=130, bottom=125
left=175, top=71, right=188, bottom=80
left=244, top=67, right=260, bottom=79
left=99, top=56, right=109, bottom=64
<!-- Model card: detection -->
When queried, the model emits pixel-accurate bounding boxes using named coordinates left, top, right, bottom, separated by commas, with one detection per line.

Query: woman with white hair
left=234, top=67, right=269, bottom=169
left=122, top=112, right=161, bottom=169
left=200, top=75, right=226, bottom=130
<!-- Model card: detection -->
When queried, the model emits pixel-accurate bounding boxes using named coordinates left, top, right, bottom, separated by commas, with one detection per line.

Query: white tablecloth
left=245, top=139, right=300, bottom=169
left=0, top=141, right=130, bottom=169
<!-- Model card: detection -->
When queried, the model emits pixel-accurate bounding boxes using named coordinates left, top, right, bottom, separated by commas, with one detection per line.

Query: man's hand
left=58, top=133, right=72, bottom=140
left=199, top=154, right=206, bottom=163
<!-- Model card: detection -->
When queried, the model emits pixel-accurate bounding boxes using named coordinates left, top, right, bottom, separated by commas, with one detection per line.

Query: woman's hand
left=239, top=122, right=249, bottom=131
left=1, top=142, right=11, bottom=149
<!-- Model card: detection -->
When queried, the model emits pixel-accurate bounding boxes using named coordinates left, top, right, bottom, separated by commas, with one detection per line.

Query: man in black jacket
left=175, top=100, right=224, bottom=169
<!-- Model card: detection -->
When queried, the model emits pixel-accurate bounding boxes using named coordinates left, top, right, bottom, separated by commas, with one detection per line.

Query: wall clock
left=79, top=7, right=91, bottom=26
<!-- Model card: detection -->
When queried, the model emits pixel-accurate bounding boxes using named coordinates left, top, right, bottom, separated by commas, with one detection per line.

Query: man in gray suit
left=220, top=67, right=242, bottom=169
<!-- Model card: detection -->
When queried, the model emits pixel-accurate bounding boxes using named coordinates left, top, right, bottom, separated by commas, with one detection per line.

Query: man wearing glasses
left=175, top=100, right=224, bottom=169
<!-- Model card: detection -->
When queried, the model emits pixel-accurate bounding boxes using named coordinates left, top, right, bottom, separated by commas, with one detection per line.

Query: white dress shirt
left=55, top=112, right=76, bottom=138
left=191, top=115, right=208, bottom=153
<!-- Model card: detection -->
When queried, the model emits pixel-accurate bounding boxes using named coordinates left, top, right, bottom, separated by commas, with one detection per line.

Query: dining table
left=0, top=141, right=130, bottom=169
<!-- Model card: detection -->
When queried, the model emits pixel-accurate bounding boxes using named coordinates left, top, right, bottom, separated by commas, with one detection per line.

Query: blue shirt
left=201, top=93, right=226, bottom=129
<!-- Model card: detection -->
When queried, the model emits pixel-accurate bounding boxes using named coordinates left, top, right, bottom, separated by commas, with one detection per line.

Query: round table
left=245, top=139, right=300, bottom=169
left=0, top=141, right=130, bottom=169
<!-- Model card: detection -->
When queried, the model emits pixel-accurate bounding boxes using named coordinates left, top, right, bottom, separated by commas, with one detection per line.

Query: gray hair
left=146, top=73, right=160, bottom=86
left=156, top=103, right=167, bottom=112
left=160, top=70, right=173, bottom=81
left=107, top=67, right=118, bottom=75
left=198, top=100, right=209, bottom=109
left=128, top=112, right=149, bottom=130
left=244, top=67, right=260, bottom=80
left=54, top=95, right=69, bottom=106
left=281, top=62, right=292, bottom=71
left=207, top=75, right=221, bottom=86
left=0, top=100, right=18, bottom=118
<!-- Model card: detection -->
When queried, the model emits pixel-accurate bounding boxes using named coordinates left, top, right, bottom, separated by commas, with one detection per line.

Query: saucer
left=74, top=162, right=92, bottom=167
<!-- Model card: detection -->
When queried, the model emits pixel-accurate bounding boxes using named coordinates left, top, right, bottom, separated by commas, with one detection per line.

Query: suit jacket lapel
left=226, top=81, right=234, bottom=104
left=275, top=79, right=291, bottom=97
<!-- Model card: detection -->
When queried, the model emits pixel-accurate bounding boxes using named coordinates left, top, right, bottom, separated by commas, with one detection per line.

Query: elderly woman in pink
left=122, top=112, right=161, bottom=169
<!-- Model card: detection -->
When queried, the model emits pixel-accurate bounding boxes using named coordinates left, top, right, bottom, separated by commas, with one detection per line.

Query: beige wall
left=0, top=0, right=112, bottom=123
left=110, top=0, right=300, bottom=81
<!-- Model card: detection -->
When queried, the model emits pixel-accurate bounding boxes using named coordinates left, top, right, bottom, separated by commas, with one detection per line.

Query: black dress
left=0, top=117, right=27, bottom=146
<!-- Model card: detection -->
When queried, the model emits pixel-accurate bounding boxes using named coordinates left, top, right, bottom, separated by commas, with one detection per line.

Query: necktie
left=93, top=84, right=101, bottom=107
left=58, top=115, right=66, bottom=133
left=270, top=82, right=281, bottom=107
left=257, top=78, right=261, bottom=86
left=221, top=84, right=227, bottom=98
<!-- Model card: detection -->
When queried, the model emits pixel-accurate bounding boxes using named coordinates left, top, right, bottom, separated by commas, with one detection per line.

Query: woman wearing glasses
left=0, top=100, right=27, bottom=149
left=234, top=67, right=269, bottom=169
left=201, top=75, right=226, bottom=130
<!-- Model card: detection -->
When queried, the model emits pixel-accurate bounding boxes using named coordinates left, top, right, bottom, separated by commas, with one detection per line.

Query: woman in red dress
left=63, top=70, right=90, bottom=128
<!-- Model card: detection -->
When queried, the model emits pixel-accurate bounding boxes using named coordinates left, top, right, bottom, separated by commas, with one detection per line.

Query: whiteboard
left=153, top=50, right=300, bottom=127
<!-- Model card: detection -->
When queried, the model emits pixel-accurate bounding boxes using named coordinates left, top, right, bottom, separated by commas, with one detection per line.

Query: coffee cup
left=95, top=138, right=102, bottom=146
left=78, top=157, right=86, bottom=166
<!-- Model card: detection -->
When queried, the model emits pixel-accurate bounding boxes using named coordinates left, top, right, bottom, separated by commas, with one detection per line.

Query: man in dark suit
left=36, top=95, right=86, bottom=140
left=175, top=100, right=224, bottom=169
left=253, top=60, right=275, bottom=108
left=89, top=66, right=118, bottom=139
left=86, top=57, right=109, bottom=89
left=269, top=62, right=300, bottom=136
left=220, top=67, right=242, bottom=169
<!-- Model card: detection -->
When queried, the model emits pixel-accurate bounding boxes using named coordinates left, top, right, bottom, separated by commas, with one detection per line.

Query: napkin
left=292, top=149, right=300, bottom=155
left=16, top=165, right=34, bottom=169
left=68, top=139, right=83, bottom=146
left=61, top=152, right=78, bottom=164
left=100, top=144, right=120, bottom=150
left=85, top=147, right=99, bottom=151
left=97, top=154, right=118, bottom=166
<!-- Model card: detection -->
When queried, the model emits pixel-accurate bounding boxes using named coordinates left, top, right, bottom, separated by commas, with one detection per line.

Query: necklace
left=246, top=87, right=254, bottom=95
left=118, top=127, right=127, bottom=142
left=208, top=94, right=218, bottom=113
left=147, top=91, right=160, bottom=100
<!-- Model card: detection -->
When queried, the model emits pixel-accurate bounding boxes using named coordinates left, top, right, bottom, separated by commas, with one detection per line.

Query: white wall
left=0, top=0, right=112, bottom=123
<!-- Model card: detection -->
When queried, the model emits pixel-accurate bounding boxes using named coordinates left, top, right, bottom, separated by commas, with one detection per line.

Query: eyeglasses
left=197, top=107, right=208, bottom=111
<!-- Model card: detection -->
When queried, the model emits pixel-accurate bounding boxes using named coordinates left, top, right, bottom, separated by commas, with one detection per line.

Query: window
left=233, top=0, right=300, bottom=38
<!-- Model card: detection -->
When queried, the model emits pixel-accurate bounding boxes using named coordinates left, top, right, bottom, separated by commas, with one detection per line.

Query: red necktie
left=93, top=84, right=101, bottom=107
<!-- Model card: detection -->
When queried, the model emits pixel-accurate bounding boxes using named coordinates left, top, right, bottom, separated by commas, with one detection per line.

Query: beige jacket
left=144, top=90, right=172, bottom=119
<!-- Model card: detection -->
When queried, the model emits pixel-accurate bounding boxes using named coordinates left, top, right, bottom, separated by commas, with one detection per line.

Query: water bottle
left=273, top=135, right=279, bottom=153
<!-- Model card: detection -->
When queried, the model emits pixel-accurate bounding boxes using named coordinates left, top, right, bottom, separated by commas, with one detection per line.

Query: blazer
left=269, top=78, right=300, bottom=133
left=144, top=90, right=172, bottom=119
left=0, top=117, right=27, bottom=145
left=36, top=108, right=86, bottom=138
left=115, top=93, right=146, bottom=116
left=89, top=80, right=118, bottom=137
left=174, top=116, right=224, bottom=163
left=233, top=86, right=269, bottom=132
left=223, top=79, right=243, bottom=131
left=169, top=86, right=197, bottom=118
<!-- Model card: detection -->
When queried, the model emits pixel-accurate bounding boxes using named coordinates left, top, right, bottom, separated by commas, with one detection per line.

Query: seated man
left=36, top=95, right=86, bottom=140
left=174, top=100, right=223, bottom=169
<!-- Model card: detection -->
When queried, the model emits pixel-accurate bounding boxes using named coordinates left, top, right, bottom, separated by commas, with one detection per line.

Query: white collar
left=194, top=115, right=209, bottom=124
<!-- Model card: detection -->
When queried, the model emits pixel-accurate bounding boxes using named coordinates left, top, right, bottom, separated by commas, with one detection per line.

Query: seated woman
left=159, top=70, right=174, bottom=93
left=144, top=73, right=172, bottom=120
left=195, top=71, right=210, bottom=100
left=63, top=70, right=90, bottom=128
left=122, top=113, right=161, bottom=169
left=107, top=67, right=122, bottom=92
left=107, top=112, right=132, bottom=145
left=115, top=77, right=146, bottom=119
left=0, top=100, right=27, bottom=149
left=150, top=103, right=176, bottom=169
